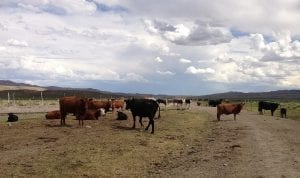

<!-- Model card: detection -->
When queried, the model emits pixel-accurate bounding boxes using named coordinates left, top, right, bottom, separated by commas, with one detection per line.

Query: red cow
left=112, top=99, right=125, bottom=111
left=83, top=109, right=101, bottom=120
left=45, top=110, right=60, bottom=119
left=217, top=103, right=245, bottom=121
left=88, top=99, right=112, bottom=113
left=59, top=96, right=88, bottom=126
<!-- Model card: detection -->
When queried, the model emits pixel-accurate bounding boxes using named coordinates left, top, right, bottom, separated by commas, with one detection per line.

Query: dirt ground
left=156, top=106, right=300, bottom=177
left=0, top=104, right=299, bottom=177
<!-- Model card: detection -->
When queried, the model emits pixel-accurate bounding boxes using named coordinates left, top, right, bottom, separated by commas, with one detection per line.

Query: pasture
left=243, top=101, right=300, bottom=120
left=0, top=99, right=299, bottom=177
left=0, top=102, right=211, bottom=177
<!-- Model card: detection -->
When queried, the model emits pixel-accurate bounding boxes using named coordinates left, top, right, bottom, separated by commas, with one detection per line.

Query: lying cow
left=83, top=109, right=101, bottom=120
left=45, top=110, right=60, bottom=119
left=116, top=111, right=128, bottom=120
left=7, top=113, right=18, bottom=122
left=217, top=103, right=244, bottom=121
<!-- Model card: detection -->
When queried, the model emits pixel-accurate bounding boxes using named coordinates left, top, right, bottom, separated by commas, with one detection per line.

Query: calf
left=7, top=113, right=18, bottom=122
left=83, top=109, right=101, bottom=120
left=280, top=108, right=287, bottom=118
left=45, top=110, right=60, bottom=119
left=116, top=111, right=128, bottom=120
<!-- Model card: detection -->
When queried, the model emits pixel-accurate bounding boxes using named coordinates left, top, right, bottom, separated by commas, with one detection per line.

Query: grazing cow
left=217, top=103, right=245, bottom=121
left=112, top=99, right=125, bottom=111
left=280, top=108, right=287, bottom=118
left=258, top=101, right=279, bottom=116
left=45, top=110, right=60, bottom=119
left=7, top=113, right=18, bottom=122
left=125, top=99, right=160, bottom=134
left=116, top=111, right=128, bottom=120
left=208, top=99, right=222, bottom=107
left=59, top=96, right=88, bottom=126
left=197, top=101, right=201, bottom=106
left=88, top=99, right=112, bottom=114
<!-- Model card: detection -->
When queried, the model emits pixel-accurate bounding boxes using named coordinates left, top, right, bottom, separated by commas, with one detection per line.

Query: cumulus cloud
left=121, top=73, right=148, bottom=82
left=185, top=66, right=215, bottom=74
left=156, top=70, right=175, bottom=75
left=179, top=58, right=191, bottom=63
left=154, top=56, right=163, bottom=62
left=144, top=19, right=232, bottom=46
left=0, top=0, right=299, bottom=94
left=6, top=39, right=28, bottom=47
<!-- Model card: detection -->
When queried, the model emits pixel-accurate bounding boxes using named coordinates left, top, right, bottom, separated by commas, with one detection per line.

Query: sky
left=0, top=0, right=299, bottom=95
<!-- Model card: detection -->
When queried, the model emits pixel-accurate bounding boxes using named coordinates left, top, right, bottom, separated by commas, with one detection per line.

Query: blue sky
left=0, top=0, right=299, bottom=95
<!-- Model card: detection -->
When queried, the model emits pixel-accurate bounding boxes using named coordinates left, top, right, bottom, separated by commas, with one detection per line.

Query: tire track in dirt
left=152, top=106, right=300, bottom=177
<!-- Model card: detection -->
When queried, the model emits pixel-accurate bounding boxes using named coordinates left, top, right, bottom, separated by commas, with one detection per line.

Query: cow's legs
left=271, top=110, right=274, bottom=116
left=234, top=114, right=236, bottom=121
left=139, top=116, right=143, bottom=127
left=60, top=114, right=66, bottom=125
left=132, top=115, right=136, bottom=128
left=217, top=113, right=221, bottom=121
left=145, top=117, right=154, bottom=134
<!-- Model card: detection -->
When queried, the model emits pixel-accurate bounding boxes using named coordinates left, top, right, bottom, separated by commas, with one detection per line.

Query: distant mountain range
left=0, top=80, right=299, bottom=100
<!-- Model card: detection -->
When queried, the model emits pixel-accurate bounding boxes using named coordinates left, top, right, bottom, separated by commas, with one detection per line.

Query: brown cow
left=112, top=99, right=125, bottom=111
left=45, top=110, right=60, bottom=119
left=83, top=109, right=101, bottom=120
left=88, top=99, right=112, bottom=113
left=59, top=96, right=88, bottom=126
left=217, top=103, right=245, bottom=121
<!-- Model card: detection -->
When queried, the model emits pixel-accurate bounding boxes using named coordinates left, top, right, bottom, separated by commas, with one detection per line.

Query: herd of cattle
left=6, top=96, right=287, bottom=134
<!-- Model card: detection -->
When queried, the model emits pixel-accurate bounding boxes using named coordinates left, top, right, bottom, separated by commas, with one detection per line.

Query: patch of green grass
left=244, top=101, right=300, bottom=120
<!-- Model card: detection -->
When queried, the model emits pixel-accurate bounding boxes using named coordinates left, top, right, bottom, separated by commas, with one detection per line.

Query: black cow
left=7, top=113, right=18, bottom=122
left=208, top=99, right=222, bottom=107
left=116, top=111, right=128, bottom=120
left=125, top=99, right=160, bottom=134
left=258, top=101, right=279, bottom=116
left=157, top=99, right=167, bottom=106
left=280, top=108, right=287, bottom=118
left=185, top=99, right=191, bottom=109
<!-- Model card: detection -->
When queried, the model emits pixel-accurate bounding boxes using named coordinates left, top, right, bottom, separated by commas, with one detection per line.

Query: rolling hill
left=0, top=80, right=299, bottom=100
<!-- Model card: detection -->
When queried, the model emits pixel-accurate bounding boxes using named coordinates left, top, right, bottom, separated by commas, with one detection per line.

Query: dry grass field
left=0, top=103, right=211, bottom=177
left=0, top=101, right=299, bottom=177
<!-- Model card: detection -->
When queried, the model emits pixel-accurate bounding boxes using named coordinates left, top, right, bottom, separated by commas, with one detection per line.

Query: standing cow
left=280, top=108, right=287, bottom=118
left=125, top=99, right=160, bottom=134
left=258, top=101, right=279, bottom=116
left=209, top=99, right=222, bottom=107
left=59, top=96, right=88, bottom=126
left=217, top=103, right=244, bottom=121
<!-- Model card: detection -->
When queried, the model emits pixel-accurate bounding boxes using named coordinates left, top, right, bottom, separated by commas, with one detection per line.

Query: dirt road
left=157, top=106, right=300, bottom=177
